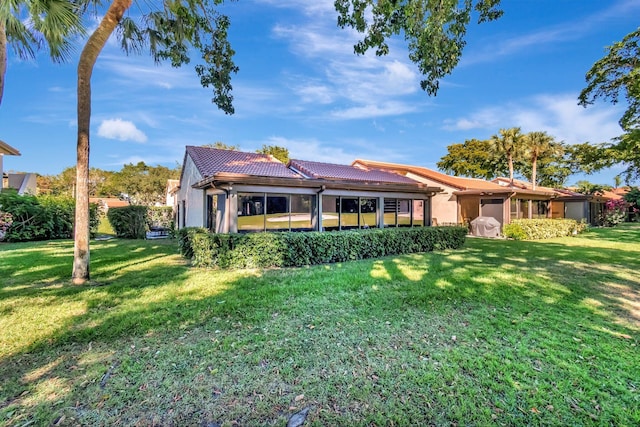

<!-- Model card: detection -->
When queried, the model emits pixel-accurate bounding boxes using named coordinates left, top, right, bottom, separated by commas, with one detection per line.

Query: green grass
left=0, top=225, right=638, bottom=426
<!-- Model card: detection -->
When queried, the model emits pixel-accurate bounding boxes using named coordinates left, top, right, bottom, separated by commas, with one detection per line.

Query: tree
left=624, top=186, right=640, bottom=221
left=110, top=162, right=179, bottom=205
left=335, top=0, right=503, bottom=95
left=437, top=138, right=507, bottom=180
left=614, top=175, right=622, bottom=189
left=524, top=131, right=560, bottom=190
left=438, top=133, right=572, bottom=188
left=0, top=0, right=84, bottom=106
left=256, top=144, right=289, bottom=163
left=203, top=141, right=240, bottom=150
left=574, top=180, right=612, bottom=196
left=490, top=127, right=525, bottom=186
left=578, top=27, right=640, bottom=182
left=72, top=0, right=238, bottom=284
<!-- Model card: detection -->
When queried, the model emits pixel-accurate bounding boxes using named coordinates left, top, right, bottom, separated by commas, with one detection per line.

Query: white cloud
left=331, top=102, right=418, bottom=120
left=443, top=93, right=623, bottom=144
left=270, top=12, right=424, bottom=119
left=97, top=118, right=148, bottom=143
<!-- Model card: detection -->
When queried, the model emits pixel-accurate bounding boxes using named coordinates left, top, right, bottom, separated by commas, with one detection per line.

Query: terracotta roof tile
left=353, top=159, right=504, bottom=190
left=289, top=159, right=418, bottom=184
left=492, top=177, right=558, bottom=193
left=186, top=146, right=300, bottom=179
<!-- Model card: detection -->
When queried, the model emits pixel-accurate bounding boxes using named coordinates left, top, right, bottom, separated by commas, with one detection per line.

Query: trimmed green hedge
left=0, top=190, right=99, bottom=242
left=107, top=206, right=148, bottom=239
left=178, top=226, right=468, bottom=269
left=503, top=219, right=588, bottom=240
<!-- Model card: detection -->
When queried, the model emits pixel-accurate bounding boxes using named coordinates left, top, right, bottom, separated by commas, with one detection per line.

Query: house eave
left=193, top=172, right=442, bottom=195
left=453, top=188, right=557, bottom=198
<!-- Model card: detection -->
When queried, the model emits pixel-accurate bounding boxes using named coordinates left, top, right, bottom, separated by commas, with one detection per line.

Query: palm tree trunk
left=0, top=21, right=7, bottom=106
left=508, top=154, right=514, bottom=186
left=72, top=0, right=132, bottom=284
left=532, top=156, right=538, bottom=191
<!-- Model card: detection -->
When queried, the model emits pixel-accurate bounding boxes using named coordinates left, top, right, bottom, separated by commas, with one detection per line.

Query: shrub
left=602, top=199, right=627, bottom=227
left=179, top=226, right=468, bottom=269
left=504, top=219, right=587, bottom=240
left=107, top=206, right=148, bottom=239
left=147, top=206, right=174, bottom=230
left=0, top=190, right=99, bottom=241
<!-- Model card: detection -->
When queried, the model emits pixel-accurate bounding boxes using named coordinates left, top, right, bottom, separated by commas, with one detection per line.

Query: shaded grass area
left=0, top=225, right=639, bottom=426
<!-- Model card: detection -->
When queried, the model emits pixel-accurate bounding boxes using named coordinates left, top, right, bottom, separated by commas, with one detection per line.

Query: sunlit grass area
left=1, top=225, right=639, bottom=426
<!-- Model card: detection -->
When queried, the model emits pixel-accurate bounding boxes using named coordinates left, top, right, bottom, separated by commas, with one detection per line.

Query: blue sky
left=1, top=0, right=638, bottom=185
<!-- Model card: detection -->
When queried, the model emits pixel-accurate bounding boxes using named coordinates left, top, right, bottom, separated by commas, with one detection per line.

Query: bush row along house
left=175, top=146, right=626, bottom=233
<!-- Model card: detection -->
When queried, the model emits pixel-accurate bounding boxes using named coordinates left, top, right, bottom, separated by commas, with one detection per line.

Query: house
left=175, top=146, right=442, bottom=233
left=89, top=197, right=130, bottom=214
left=353, top=160, right=558, bottom=228
left=1, top=139, right=20, bottom=191
left=166, top=179, right=179, bottom=207
left=553, top=186, right=627, bottom=225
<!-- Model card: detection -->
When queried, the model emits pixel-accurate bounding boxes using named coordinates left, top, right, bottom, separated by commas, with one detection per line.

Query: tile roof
left=186, top=146, right=301, bottom=179
left=493, top=177, right=557, bottom=193
left=353, top=159, right=504, bottom=190
left=289, top=159, right=418, bottom=184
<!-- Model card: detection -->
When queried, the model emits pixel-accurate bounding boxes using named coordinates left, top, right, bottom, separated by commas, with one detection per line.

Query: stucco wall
left=405, top=172, right=458, bottom=224
left=177, top=156, right=205, bottom=228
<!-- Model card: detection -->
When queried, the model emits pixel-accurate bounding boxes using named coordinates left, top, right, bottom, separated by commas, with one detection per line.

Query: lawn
left=0, top=225, right=638, bottom=426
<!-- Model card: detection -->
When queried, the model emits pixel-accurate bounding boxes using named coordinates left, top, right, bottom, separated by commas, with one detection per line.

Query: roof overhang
left=193, top=172, right=443, bottom=195
left=453, top=188, right=557, bottom=198
left=0, top=140, right=21, bottom=156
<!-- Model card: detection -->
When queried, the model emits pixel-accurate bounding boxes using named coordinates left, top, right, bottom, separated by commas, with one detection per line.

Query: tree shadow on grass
left=1, top=231, right=639, bottom=426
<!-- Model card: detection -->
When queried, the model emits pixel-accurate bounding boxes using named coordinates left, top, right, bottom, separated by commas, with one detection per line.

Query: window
left=206, top=195, right=217, bottom=231
left=398, top=199, right=412, bottom=227
left=360, top=198, right=377, bottom=229
left=239, top=192, right=316, bottom=232
left=383, top=198, right=428, bottom=227
left=322, top=196, right=339, bottom=231
left=266, top=194, right=289, bottom=231
left=238, top=193, right=265, bottom=231
left=290, top=194, right=314, bottom=231
left=340, top=197, right=359, bottom=229
left=519, top=199, right=529, bottom=219
left=322, top=195, right=381, bottom=230
left=510, top=198, right=518, bottom=220
left=532, top=200, right=548, bottom=219
left=384, top=198, right=397, bottom=227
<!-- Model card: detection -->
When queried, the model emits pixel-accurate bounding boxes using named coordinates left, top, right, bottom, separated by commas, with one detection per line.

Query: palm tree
left=525, top=131, right=558, bottom=190
left=614, top=175, right=622, bottom=189
left=0, top=0, right=83, bottom=106
left=72, top=1, right=238, bottom=284
left=490, top=127, right=525, bottom=186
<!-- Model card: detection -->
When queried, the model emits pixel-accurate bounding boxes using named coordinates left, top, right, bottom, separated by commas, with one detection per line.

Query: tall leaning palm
left=72, top=0, right=238, bottom=284
left=524, top=131, right=557, bottom=190
left=0, top=0, right=83, bottom=106
left=490, top=127, right=525, bottom=186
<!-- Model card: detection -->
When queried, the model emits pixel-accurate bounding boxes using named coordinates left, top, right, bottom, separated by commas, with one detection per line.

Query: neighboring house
left=166, top=179, right=179, bottom=207
left=89, top=197, right=130, bottom=214
left=0, top=140, right=29, bottom=193
left=353, top=160, right=558, bottom=228
left=554, top=187, right=627, bottom=225
left=176, top=146, right=441, bottom=233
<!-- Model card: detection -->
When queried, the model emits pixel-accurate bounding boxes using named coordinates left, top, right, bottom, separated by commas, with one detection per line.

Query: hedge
left=107, top=206, right=148, bottom=239
left=503, top=218, right=588, bottom=240
left=178, top=226, right=468, bottom=269
left=0, top=190, right=100, bottom=242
